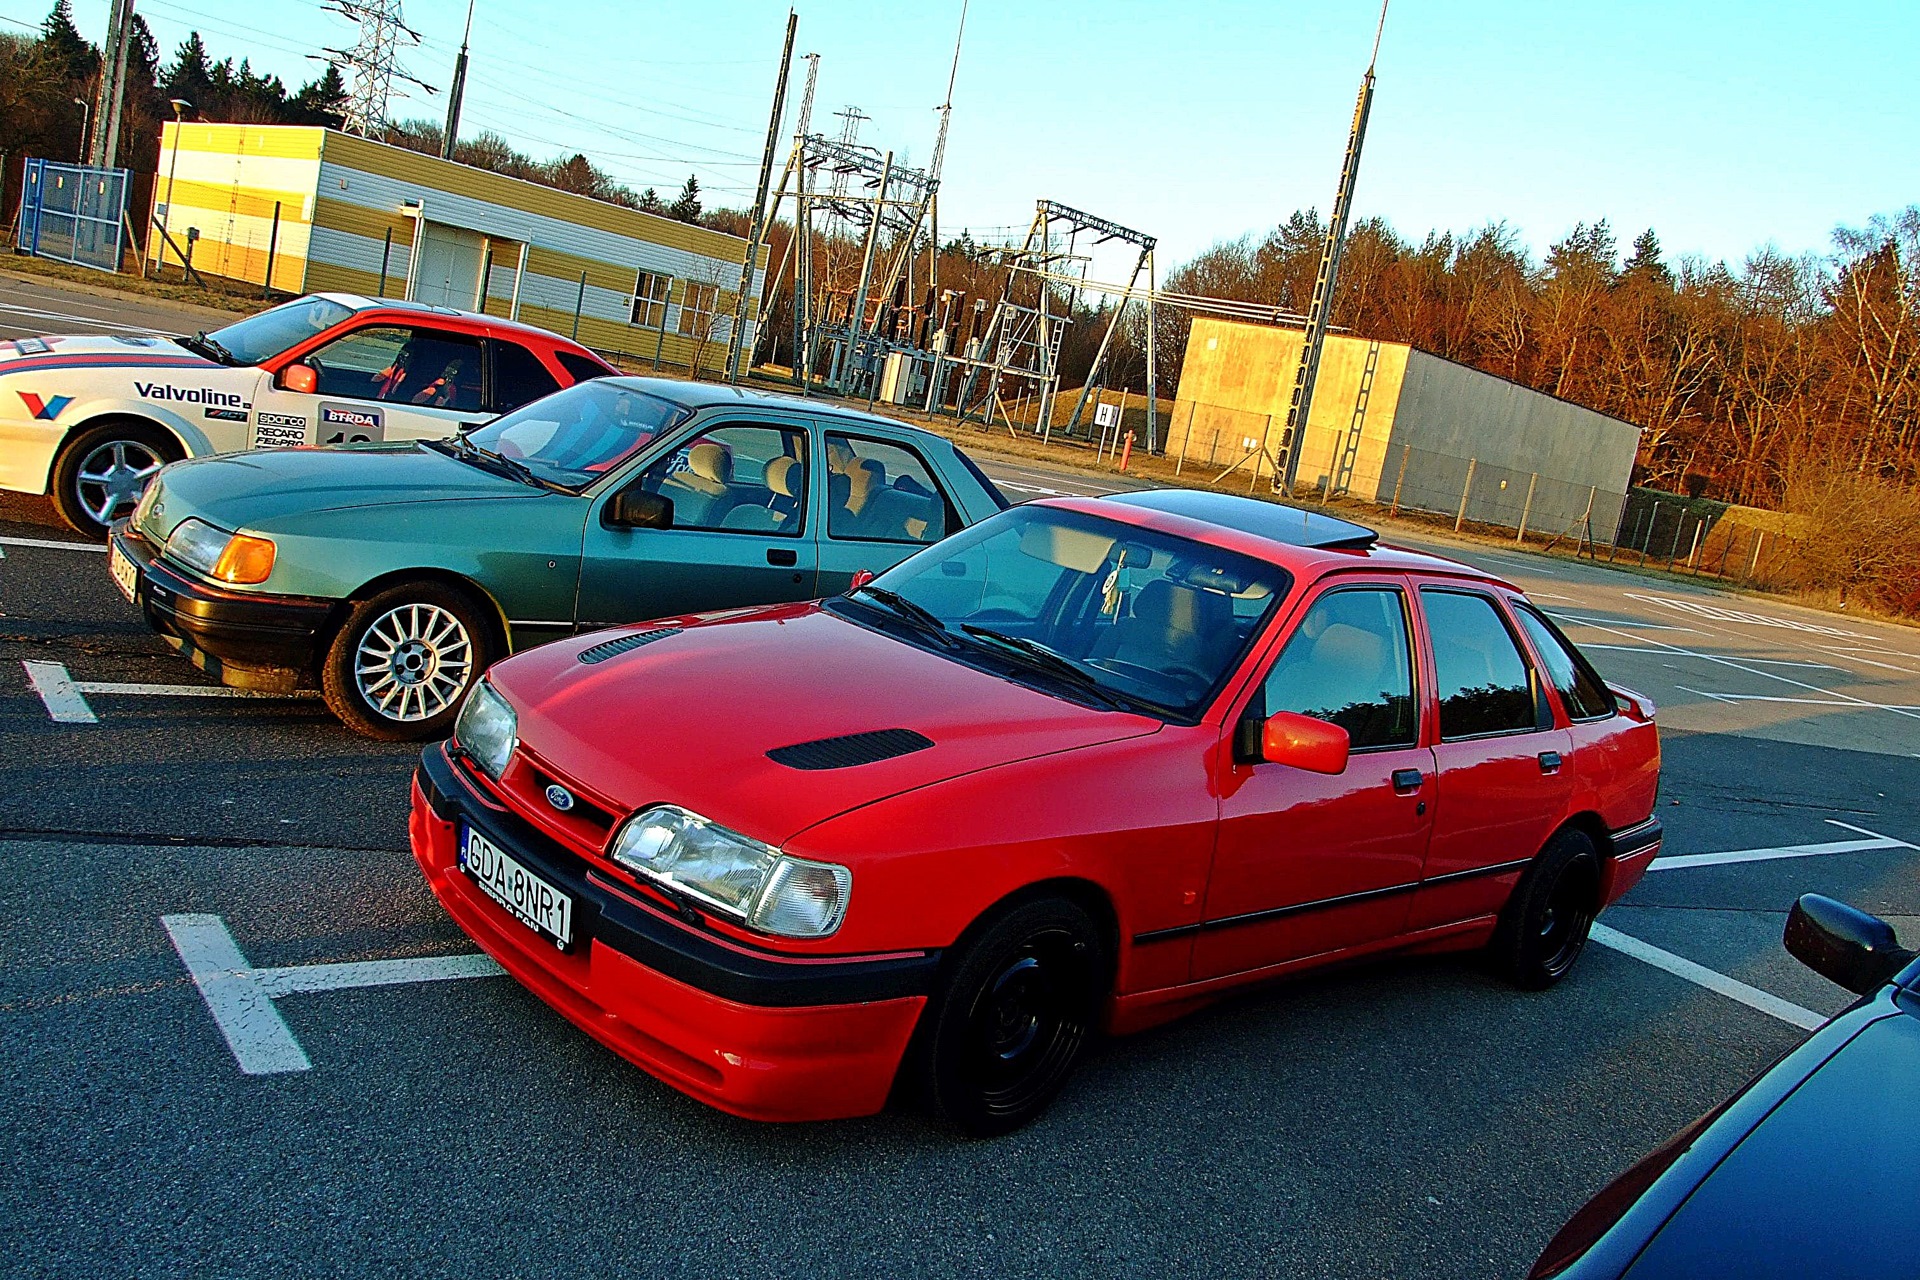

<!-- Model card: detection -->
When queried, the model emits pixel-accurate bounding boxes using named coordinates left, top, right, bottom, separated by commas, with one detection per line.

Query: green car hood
left=147, top=442, right=534, bottom=537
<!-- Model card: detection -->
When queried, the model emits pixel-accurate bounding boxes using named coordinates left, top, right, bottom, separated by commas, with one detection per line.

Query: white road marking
left=1591, top=922, right=1825, bottom=1030
left=1624, top=591, right=1869, bottom=640
left=163, top=913, right=312, bottom=1074
left=1673, top=685, right=1920, bottom=713
left=1649, top=819, right=1914, bottom=872
left=162, top=913, right=504, bottom=1075
left=1806, top=645, right=1917, bottom=675
left=1584, top=643, right=1843, bottom=670
left=22, top=660, right=98, bottom=723
left=0, top=301, right=181, bottom=335
left=22, top=660, right=309, bottom=721
left=1545, top=610, right=1702, bottom=633
left=0, top=535, right=105, bottom=553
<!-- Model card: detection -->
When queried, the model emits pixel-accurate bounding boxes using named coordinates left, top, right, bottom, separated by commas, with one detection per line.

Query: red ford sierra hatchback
left=411, top=489, right=1662, bottom=1134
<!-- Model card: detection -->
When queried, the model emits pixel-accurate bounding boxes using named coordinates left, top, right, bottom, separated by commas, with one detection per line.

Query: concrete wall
left=1383, top=350, right=1639, bottom=540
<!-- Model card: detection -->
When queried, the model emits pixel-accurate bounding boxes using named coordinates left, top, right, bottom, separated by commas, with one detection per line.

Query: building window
left=631, top=271, right=672, bottom=328
left=677, top=282, right=722, bottom=336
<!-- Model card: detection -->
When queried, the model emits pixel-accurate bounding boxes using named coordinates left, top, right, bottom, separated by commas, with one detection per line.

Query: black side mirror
left=603, top=489, right=672, bottom=530
left=1785, top=894, right=1914, bottom=995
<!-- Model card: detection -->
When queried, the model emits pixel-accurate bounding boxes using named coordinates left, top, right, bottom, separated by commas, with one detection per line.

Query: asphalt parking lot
left=3, top=277, right=1917, bottom=1279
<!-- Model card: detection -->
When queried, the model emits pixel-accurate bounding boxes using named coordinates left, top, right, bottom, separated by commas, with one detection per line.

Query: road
left=2, top=277, right=1916, bottom=1279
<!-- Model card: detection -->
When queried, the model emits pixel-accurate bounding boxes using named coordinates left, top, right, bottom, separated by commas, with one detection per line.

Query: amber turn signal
left=212, top=533, right=276, bottom=584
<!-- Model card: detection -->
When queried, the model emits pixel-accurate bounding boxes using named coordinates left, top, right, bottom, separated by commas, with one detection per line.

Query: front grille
left=578, top=627, right=681, bottom=665
left=767, top=728, right=935, bottom=771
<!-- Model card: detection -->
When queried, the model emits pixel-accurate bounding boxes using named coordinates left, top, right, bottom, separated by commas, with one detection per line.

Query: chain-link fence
left=17, top=159, right=129, bottom=273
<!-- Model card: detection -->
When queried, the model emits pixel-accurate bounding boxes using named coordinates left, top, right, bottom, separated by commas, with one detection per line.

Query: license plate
left=109, top=542, right=138, bottom=603
left=458, top=826, right=575, bottom=950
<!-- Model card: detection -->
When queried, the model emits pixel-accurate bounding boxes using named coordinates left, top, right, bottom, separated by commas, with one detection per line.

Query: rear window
left=492, top=341, right=562, bottom=411
left=1514, top=604, right=1615, bottom=720
left=555, top=350, right=612, bottom=383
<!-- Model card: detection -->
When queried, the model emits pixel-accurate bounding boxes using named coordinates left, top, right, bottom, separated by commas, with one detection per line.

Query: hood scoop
left=577, top=627, right=681, bottom=665
left=767, top=728, right=935, bottom=771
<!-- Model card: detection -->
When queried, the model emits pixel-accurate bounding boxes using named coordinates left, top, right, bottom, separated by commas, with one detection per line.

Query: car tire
left=50, top=419, right=179, bottom=539
left=1490, top=827, right=1601, bottom=990
left=320, top=581, right=497, bottom=741
left=913, top=895, right=1108, bottom=1138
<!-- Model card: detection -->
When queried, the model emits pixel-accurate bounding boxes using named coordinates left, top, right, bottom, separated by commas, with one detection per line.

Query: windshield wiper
left=958, top=625, right=1135, bottom=711
left=853, top=585, right=959, bottom=648
left=473, top=444, right=564, bottom=492
left=182, top=331, right=237, bottom=364
left=426, top=436, right=561, bottom=492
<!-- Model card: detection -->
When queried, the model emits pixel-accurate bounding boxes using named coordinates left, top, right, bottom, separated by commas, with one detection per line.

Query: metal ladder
left=1331, top=341, right=1381, bottom=495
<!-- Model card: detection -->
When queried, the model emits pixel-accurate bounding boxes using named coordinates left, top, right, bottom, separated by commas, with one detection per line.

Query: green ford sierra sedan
left=106, top=377, right=1009, bottom=739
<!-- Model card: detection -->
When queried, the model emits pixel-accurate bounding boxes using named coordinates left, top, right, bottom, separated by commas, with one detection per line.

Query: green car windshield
left=851, top=505, right=1291, bottom=720
left=203, top=296, right=357, bottom=365
left=464, top=380, right=691, bottom=491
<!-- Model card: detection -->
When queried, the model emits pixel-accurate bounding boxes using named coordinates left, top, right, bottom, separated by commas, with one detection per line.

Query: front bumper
left=410, top=745, right=935, bottom=1122
left=110, top=521, right=337, bottom=690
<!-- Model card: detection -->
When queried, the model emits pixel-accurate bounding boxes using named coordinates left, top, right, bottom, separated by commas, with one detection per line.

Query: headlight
left=162, top=518, right=276, bottom=584
left=609, top=805, right=851, bottom=939
left=453, top=681, right=516, bottom=779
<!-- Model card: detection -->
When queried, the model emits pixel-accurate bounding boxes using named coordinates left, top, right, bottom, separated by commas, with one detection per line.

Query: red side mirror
left=1259, top=711, right=1350, bottom=775
left=278, top=363, right=318, bottom=394
left=847, top=568, right=876, bottom=593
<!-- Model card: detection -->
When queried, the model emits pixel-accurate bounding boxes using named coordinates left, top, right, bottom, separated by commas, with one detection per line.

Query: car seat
left=658, top=441, right=736, bottom=527
left=1091, top=579, right=1233, bottom=674
left=720, top=455, right=802, bottom=532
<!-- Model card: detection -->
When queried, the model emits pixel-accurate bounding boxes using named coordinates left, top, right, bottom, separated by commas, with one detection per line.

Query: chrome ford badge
left=544, top=784, right=575, bottom=812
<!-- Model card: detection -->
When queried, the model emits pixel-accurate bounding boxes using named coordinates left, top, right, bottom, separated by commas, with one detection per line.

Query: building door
left=412, top=224, right=484, bottom=308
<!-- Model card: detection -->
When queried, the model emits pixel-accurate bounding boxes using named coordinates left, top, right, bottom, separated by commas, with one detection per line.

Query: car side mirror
left=1235, top=710, right=1349, bottom=774
left=847, top=568, right=876, bottom=593
left=603, top=489, right=672, bottom=530
left=277, top=362, right=318, bottom=394
left=1785, top=893, right=1913, bottom=995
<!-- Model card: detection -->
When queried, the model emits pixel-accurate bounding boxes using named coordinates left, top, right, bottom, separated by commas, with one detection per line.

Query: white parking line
left=1591, top=923, right=1825, bottom=1030
left=1583, top=643, right=1844, bottom=671
left=0, top=535, right=105, bottom=553
left=1674, top=685, right=1920, bottom=713
left=22, top=660, right=98, bottom=724
left=0, top=301, right=181, bottom=335
left=163, top=913, right=504, bottom=1075
left=20, top=660, right=310, bottom=723
left=1545, top=610, right=1702, bottom=633
left=1649, top=820, right=1914, bottom=872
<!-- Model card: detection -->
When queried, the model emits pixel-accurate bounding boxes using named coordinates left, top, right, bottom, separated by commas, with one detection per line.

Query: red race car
left=411, top=489, right=1662, bottom=1134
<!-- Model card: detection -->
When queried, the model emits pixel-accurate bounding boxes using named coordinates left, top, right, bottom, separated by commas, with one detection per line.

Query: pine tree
left=287, top=64, right=346, bottom=127
left=637, top=188, right=663, bottom=214
left=1622, top=227, right=1671, bottom=286
left=39, top=0, right=95, bottom=84
left=161, top=31, right=213, bottom=113
left=668, top=174, right=701, bottom=224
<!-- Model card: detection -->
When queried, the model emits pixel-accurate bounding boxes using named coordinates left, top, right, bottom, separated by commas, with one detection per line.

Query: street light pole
left=159, top=98, right=191, bottom=273
left=72, top=99, right=91, bottom=164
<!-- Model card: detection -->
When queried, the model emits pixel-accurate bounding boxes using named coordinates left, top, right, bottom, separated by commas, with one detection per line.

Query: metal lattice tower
left=323, top=0, right=430, bottom=136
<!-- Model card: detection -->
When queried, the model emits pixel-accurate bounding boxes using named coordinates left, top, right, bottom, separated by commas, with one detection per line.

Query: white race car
left=0, top=293, right=615, bottom=536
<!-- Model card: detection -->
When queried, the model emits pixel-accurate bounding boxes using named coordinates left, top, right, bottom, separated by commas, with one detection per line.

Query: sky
left=7, top=0, right=1918, bottom=276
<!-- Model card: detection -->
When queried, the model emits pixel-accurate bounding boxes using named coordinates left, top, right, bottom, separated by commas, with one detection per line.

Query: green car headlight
left=609, top=805, right=851, bottom=939
left=453, top=680, right=517, bottom=780
left=162, top=518, right=232, bottom=577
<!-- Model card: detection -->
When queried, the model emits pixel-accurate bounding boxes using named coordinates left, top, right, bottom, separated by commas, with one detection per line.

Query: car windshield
left=462, top=380, right=691, bottom=491
left=842, top=505, right=1292, bottom=720
left=202, top=295, right=357, bottom=364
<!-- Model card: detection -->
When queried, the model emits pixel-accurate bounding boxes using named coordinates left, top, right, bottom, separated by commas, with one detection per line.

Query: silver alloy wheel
left=75, top=438, right=164, bottom=525
left=352, top=602, right=474, bottom=722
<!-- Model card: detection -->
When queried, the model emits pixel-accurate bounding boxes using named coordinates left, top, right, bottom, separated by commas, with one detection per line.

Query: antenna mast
left=1274, top=0, right=1388, bottom=491
left=441, top=0, right=474, bottom=159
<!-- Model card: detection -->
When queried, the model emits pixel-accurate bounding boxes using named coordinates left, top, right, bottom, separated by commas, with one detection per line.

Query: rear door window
left=1513, top=604, right=1615, bottom=720
left=1421, top=589, right=1542, bottom=739
left=490, top=341, right=562, bottom=411
left=824, top=433, right=955, bottom=545
left=637, top=424, right=808, bottom=535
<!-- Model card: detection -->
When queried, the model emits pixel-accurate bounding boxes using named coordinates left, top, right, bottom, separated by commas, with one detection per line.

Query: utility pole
left=441, top=0, right=473, bottom=160
left=926, top=0, right=966, bottom=304
left=843, top=149, right=892, bottom=395
left=90, top=0, right=135, bottom=168
left=1274, top=0, right=1388, bottom=492
left=727, top=9, right=798, bottom=383
left=790, top=52, right=820, bottom=393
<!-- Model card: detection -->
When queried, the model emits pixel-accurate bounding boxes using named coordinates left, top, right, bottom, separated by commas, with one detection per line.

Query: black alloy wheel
left=1491, top=827, right=1600, bottom=990
left=916, top=896, right=1108, bottom=1137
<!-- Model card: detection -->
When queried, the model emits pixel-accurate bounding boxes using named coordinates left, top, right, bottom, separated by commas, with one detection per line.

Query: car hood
left=145, top=442, right=536, bottom=538
left=489, top=604, right=1165, bottom=847
left=0, top=333, right=210, bottom=365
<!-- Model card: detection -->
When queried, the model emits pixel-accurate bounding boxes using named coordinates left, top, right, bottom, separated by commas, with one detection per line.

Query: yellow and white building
left=149, top=123, right=766, bottom=375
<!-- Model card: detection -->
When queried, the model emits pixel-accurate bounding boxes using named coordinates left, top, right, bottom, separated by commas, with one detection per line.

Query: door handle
left=767, top=548, right=798, bottom=567
left=1538, top=751, right=1562, bottom=774
left=1391, top=768, right=1424, bottom=794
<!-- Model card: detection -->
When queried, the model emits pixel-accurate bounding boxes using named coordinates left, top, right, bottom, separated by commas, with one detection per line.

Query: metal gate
left=18, top=159, right=129, bottom=273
